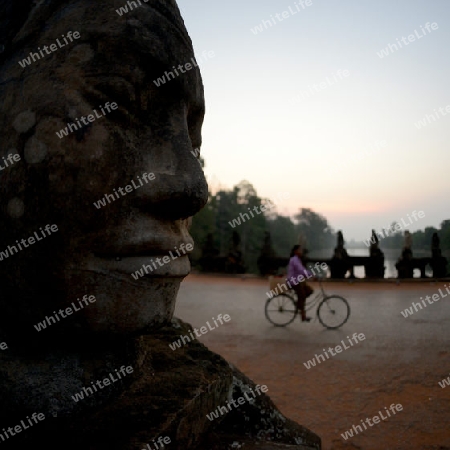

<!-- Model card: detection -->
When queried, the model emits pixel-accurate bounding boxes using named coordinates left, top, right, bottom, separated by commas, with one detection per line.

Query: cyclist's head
left=290, top=245, right=302, bottom=257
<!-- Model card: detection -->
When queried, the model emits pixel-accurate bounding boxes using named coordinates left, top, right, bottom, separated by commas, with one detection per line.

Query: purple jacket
left=287, top=256, right=312, bottom=286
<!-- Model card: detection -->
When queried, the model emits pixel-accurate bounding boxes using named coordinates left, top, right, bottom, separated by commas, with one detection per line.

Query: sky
left=177, top=0, right=450, bottom=241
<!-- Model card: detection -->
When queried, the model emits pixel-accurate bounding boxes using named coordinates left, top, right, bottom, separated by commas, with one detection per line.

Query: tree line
left=189, top=179, right=450, bottom=274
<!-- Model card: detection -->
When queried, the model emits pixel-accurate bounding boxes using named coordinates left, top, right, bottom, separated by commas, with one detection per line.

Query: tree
left=381, top=222, right=403, bottom=248
left=267, top=215, right=297, bottom=257
left=189, top=180, right=270, bottom=273
left=231, top=181, right=267, bottom=272
left=440, top=220, right=450, bottom=252
left=188, top=192, right=216, bottom=261
left=293, top=208, right=335, bottom=250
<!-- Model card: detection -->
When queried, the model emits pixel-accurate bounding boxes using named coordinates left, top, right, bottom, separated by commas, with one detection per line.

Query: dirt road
left=174, top=275, right=450, bottom=450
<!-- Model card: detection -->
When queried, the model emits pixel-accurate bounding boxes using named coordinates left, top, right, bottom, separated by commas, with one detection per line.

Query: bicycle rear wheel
left=317, top=295, right=350, bottom=329
left=265, top=294, right=297, bottom=327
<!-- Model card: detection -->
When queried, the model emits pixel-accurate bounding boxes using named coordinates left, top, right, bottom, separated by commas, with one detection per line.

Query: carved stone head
left=0, top=0, right=208, bottom=345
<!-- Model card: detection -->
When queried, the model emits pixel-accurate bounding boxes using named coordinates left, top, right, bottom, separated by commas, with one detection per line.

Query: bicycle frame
left=282, top=277, right=327, bottom=313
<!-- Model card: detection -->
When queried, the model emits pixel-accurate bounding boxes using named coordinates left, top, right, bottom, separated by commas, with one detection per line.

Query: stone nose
left=130, top=143, right=209, bottom=220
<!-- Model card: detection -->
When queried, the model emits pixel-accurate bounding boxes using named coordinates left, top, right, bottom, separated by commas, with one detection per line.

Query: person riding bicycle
left=287, top=245, right=314, bottom=322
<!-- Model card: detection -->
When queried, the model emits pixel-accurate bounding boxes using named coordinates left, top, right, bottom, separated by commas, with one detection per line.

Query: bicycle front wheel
left=265, top=294, right=297, bottom=327
left=317, top=295, right=350, bottom=329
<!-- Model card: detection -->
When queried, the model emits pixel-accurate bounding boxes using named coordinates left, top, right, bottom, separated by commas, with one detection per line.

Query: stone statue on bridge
left=257, top=231, right=284, bottom=275
left=430, top=232, right=448, bottom=278
left=432, top=232, right=441, bottom=258
left=329, top=230, right=350, bottom=278
left=368, top=229, right=384, bottom=258
left=366, top=230, right=385, bottom=278
left=226, top=230, right=246, bottom=274
left=396, top=231, right=414, bottom=278
left=404, top=230, right=413, bottom=251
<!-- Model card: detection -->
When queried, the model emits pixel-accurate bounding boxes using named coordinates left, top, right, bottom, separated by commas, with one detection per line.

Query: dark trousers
left=293, top=282, right=312, bottom=311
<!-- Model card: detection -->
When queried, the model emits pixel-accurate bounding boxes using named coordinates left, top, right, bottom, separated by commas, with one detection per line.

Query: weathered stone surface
left=0, top=319, right=320, bottom=449
left=0, top=0, right=208, bottom=340
left=0, top=0, right=321, bottom=447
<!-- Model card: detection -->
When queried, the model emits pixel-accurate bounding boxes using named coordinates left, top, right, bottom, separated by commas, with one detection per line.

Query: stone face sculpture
left=0, top=1, right=320, bottom=448
left=1, top=0, right=209, bottom=343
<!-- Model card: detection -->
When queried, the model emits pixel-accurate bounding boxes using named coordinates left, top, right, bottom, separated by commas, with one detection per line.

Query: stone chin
left=0, top=266, right=186, bottom=346
left=61, top=269, right=182, bottom=334
left=63, top=252, right=192, bottom=334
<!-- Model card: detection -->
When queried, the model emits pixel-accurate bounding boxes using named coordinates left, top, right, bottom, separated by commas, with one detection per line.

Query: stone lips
left=94, top=254, right=192, bottom=278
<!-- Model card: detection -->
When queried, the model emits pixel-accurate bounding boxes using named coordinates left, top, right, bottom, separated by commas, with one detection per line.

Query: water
left=308, top=247, right=433, bottom=278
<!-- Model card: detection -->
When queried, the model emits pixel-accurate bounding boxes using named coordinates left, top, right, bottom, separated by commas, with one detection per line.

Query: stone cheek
left=6, top=197, right=25, bottom=218
left=12, top=110, right=36, bottom=133
left=24, top=136, right=48, bottom=164
left=67, top=44, right=95, bottom=65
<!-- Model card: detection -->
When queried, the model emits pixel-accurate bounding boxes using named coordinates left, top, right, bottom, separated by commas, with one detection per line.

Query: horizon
left=177, top=0, right=450, bottom=241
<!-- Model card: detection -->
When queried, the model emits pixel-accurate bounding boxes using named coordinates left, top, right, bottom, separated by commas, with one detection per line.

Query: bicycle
left=264, top=276, right=350, bottom=329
